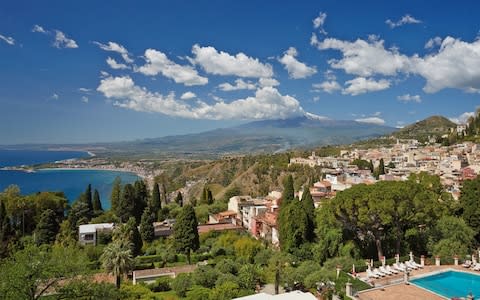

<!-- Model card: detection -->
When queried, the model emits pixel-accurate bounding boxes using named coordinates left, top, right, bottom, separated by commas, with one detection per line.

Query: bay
left=0, top=149, right=89, bottom=167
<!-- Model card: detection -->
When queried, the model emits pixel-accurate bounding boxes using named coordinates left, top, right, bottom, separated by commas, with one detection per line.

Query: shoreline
left=37, top=167, right=146, bottom=179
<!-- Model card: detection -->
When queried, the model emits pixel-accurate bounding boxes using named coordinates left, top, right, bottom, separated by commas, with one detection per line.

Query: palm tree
left=100, top=240, right=134, bottom=289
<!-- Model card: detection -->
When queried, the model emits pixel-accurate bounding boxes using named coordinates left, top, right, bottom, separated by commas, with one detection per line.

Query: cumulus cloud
left=136, top=49, right=208, bottom=86
left=343, top=77, right=390, bottom=96
left=315, top=35, right=480, bottom=94
left=51, top=93, right=59, bottom=100
left=106, top=57, right=129, bottom=70
left=278, top=47, right=317, bottom=79
left=180, top=91, right=196, bottom=100
left=312, top=81, right=341, bottom=93
left=355, top=117, right=386, bottom=125
left=78, top=88, right=92, bottom=93
left=81, top=96, right=89, bottom=103
left=425, top=36, right=442, bottom=49
left=97, top=76, right=303, bottom=120
left=218, top=79, right=256, bottom=91
left=93, top=41, right=133, bottom=63
left=449, top=111, right=475, bottom=124
left=0, top=34, right=15, bottom=45
left=397, top=94, right=422, bottom=103
left=191, top=44, right=273, bottom=78
left=32, top=24, right=47, bottom=33
left=386, top=14, right=422, bottom=28
left=313, top=12, right=328, bottom=35
left=259, top=78, right=280, bottom=87
left=53, top=30, right=78, bottom=49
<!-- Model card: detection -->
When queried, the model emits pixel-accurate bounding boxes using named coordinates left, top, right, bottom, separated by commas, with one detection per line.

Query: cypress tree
left=0, top=200, right=11, bottom=257
left=369, top=160, right=374, bottom=173
left=151, top=183, right=162, bottom=220
left=93, top=189, right=103, bottom=212
left=278, top=199, right=309, bottom=253
left=140, top=207, right=155, bottom=243
left=173, top=205, right=199, bottom=264
left=282, top=175, right=294, bottom=206
left=379, top=158, right=386, bottom=175
left=119, top=184, right=135, bottom=223
left=133, top=181, right=148, bottom=224
left=176, top=191, right=183, bottom=207
left=207, top=190, right=214, bottom=205
left=200, top=186, right=208, bottom=205
left=161, top=183, right=167, bottom=204
left=111, top=177, right=122, bottom=215
left=125, top=217, right=143, bottom=257
left=85, top=184, right=93, bottom=213
left=301, top=188, right=315, bottom=242
left=35, top=209, right=60, bottom=245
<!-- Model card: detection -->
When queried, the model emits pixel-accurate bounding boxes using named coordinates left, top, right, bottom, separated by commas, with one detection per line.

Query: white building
left=78, top=223, right=114, bottom=246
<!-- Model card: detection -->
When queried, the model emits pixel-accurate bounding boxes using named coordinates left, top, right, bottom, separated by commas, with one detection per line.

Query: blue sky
left=1, top=0, right=479, bottom=144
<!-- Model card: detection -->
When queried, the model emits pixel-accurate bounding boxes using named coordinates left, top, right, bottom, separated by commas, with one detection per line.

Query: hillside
left=393, top=116, right=456, bottom=140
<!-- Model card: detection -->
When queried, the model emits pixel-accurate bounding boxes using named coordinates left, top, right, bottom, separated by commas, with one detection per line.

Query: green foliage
left=140, top=206, right=155, bottom=243
left=147, top=276, right=172, bottom=292
left=171, top=273, right=193, bottom=297
left=111, top=176, right=122, bottom=215
left=233, top=236, right=263, bottom=263
left=150, top=183, right=162, bottom=221
left=279, top=200, right=309, bottom=253
left=428, top=216, right=474, bottom=258
left=301, top=188, right=315, bottom=242
left=282, top=174, right=295, bottom=205
left=0, top=244, right=88, bottom=299
left=93, top=188, right=103, bottom=213
left=209, top=281, right=247, bottom=300
left=101, top=239, right=135, bottom=288
left=351, top=159, right=371, bottom=170
left=173, top=205, right=199, bottom=264
left=133, top=180, right=148, bottom=224
left=193, top=265, right=219, bottom=288
left=215, top=258, right=239, bottom=275
left=185, top=285, right=210, bottom=300
left=119, top=184, right=135, bottom=223
left=34, top=208, right=59, bottom=245
left=56, top=280, right=121, bottom=300
left=176, top=191, right=183, bottom=207
left=313, top=202, right=344, bottom=264
left=459, top=176, right=480, bottom=241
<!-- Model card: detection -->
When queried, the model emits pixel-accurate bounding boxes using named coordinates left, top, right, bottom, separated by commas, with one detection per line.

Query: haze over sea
left=0, top=150, right=139, bottom=208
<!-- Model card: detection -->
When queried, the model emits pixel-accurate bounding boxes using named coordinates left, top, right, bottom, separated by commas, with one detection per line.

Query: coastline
left=37, top=167, right=146, bottom=179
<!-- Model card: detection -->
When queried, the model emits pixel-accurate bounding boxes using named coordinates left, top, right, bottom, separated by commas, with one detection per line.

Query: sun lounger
left=393, top=262, right=405, bottom=272
left=405, top=261, right=418, bottom=270
left=373, top=268, right=385, bottom=277
left=386, top=265, right=399, bottom=274
left=367, top=269, right=380, bottom=279
left=379, top=266, right=392, bottom=275
left=410, top=260, right=423, bottom=268
left=462, top=260, right=472, bottom=268
left=472, top=263, right=480, bottom=271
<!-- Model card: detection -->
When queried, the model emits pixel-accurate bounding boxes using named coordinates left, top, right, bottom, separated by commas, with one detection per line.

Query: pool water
left=411, top=270, right=480, bottom=299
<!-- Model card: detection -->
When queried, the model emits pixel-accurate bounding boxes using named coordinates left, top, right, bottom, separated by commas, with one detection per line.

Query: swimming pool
left=411, top=270, right=480, bottom=299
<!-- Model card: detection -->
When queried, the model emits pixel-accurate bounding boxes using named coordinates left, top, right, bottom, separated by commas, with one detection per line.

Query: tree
left=110, top=177, right=122, bottom=215
left=140, top=207, right=155, bottom=243
left=34, top=209, right=59, bottom=245
left=173, top=205, right=199, bottom=264
left=133, top=180, right=148, bottom=224
left=92, top=189, right=103, bottom=213
left=0, top=200, right=11, bottom=257
left=301, top=188, right=315, bottom=242
left=84, top=184, right=93, bottom=214
left=150, top=183, right=162, bottom=220
left=67, top=200, right=90, bottom=233
left=459, top=177, right=480, bottom=242
left=428, top=216, right=475, bottom=258
left=369, top=160, right=374, bottom=173
left=100, top=240, right=134, bottom=289
left=282, top=175, right=294, bottom=205
left=207, top=190, right=214, bottom=205
left=378, top=158, right=385, bottom=175
left=278, top=199, right=309, bottom=253
left=200, top=186, right=208, bottom=205
left=0, top=244, right=88, bottom=300
left=118, top=184, right=135, bottom=223
left=176, top=191, right=184, bottom=207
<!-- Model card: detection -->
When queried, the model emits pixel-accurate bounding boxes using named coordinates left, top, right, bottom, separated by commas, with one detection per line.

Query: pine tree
left=35, top=209, right=60, bottom=245
left=301, top=188, right=315, bottom=242
left=93, top=189, right=103, bottom=213
left=173, top=205, right=199, bottom=264
left=150, top=183, right=162, bottom=220
left=282, top=175, right=294, bottom=206
left=140, top=207, right=155, bottom=243
left=278, top=199, right=309, bottom=253
left=118, top=184, right=135, bottom=223
left=111, top=177, right=122, bottom=216
left=176, top=191, right=183, bottom=207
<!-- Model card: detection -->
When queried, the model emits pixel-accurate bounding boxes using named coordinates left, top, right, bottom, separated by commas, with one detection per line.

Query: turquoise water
left=411, top=270, right=480, bottom=298
left=0, top=149, right=89, bottom=167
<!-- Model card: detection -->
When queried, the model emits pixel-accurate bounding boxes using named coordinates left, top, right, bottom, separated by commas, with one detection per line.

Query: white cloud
left=51, top=93, right=59, bottom=100
left=355, top=117, right=386, bottom=125
left=53, top=30, right=78, bottom=49
left=386, top=14, right=422, bottom=28
left=180, top=91, right=196, bottom=100
left=100, top=71, right=109, bottom=78
left=343, top=77, right=390, bottom=96
left=312, top=81, right=341, bottom=93
left=449, top=111, right=474, bottom=124
left=313, top=96, right=320, bottom=102
left=136, top=49, right=208, bottom=86
left=191, top=44, right=273, bottom=78
left=81, top=96, right=89, bottom=103
left=278, top=47, right=317, bottom=79
left=106, top=57, right=129, bottom=70
left=314, top=37, right=411, bottom=77
left=425, top=36, right=442, bottom=49
left=97, top=76, right=303, bottom=120
left=0, top=34, right=15, bottom=45
left=32, top=24, right=47, bottom=33
left=218, top=79, right=256, bottom=91
left=373, top=111, right=381, bottom=117
left=259, top=77, right=280, bottom=87
left=93, top=41, right=133, bottom=63
left=397, top=94, right=422, bottom=103
left=78, top=88, right=92, bottom=93
left=313, top=12, right=328, bottom=35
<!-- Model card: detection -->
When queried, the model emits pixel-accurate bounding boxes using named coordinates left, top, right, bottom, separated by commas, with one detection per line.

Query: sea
left=0, top=150, right=140, bottom=209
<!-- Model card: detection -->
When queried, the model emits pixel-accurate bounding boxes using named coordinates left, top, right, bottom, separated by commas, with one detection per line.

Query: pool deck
left=355, top=265, right=479, bottom=300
